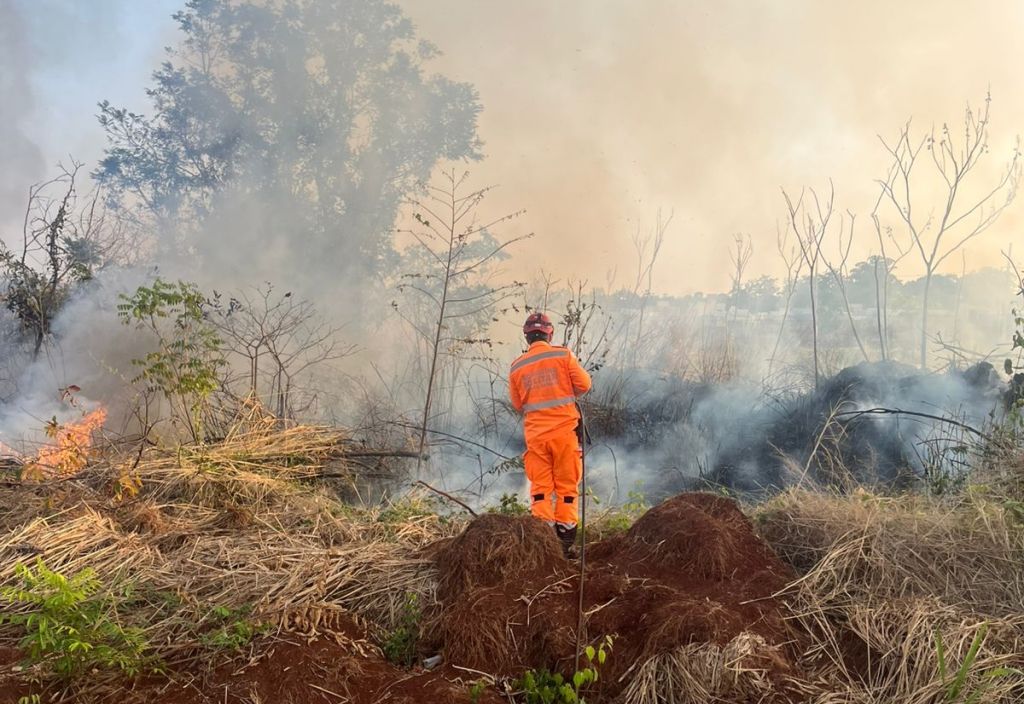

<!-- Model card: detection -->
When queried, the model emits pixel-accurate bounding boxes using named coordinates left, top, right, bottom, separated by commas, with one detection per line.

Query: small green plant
left=488, top=493, right=528, bottom=515
left=0, top=559, right=151, bottom=679
left=19, top=695, right=41, bottom=704
left=200, top=604, right=268, bottom=650
left=378, top=497, right=440, bottom=524
left=600, top=484, right=648, bottom=535
left=117, top=278, right=225, bottom=440
left=469, top=679, right=489, bottom=703
left=381, top=593, right=421, bottom=668
left=516, top=635, right=613, bottom=704
left=935, top=622, right=1024, bottom=703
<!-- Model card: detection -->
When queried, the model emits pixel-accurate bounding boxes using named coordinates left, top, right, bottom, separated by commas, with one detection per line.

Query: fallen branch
left=388, top=421, right=513, bottom=460
left=415, top=480, right=478, bottom=517
left=339, top=450, right=426, bottom=459
left=835, top=407, right=988, bottom=439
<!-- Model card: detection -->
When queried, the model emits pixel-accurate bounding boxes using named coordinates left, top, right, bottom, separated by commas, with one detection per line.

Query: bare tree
left=868, top=180, right=910, bottom=362
left=559, top=279, right=612, bottom=373
left=820, top=210, right=871, bottom=362
left=728, top=233, right=754, bottom=298
left=876, top=94, right=1021, bottom=369
left=396, top=169, right=530, bottom=477
left=629, top=209, right=673, bottom=360
left=210, top=283, right=354, bottom=420
left=783, top=182, right=836, bottom=389
left=767, top=221, right=806, bottom=379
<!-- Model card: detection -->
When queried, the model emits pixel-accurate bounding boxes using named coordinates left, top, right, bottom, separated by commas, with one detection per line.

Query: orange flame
left=24, top=408, right=108, bottom=480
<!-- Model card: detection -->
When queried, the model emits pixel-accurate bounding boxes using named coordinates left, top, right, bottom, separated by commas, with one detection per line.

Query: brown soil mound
left=622, top=492, right=786, bottom=580
left=434, top=492, right=799, bottom=701
left=435, top=513, right=568, bottom=601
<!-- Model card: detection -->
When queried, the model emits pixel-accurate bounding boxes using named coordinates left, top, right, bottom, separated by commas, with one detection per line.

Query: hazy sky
left=3, top=0, right=1023, bottom=294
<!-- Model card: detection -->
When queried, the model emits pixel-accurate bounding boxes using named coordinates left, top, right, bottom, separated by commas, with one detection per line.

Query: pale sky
left=4, top=0, right=1023, bottom=295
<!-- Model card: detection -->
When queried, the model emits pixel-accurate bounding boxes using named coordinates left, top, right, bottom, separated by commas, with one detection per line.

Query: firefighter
left=509, top=312, right=592, bottom=556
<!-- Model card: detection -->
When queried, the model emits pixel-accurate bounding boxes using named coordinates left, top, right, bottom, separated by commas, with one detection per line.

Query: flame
left=24, top=408, right=108, bottom=479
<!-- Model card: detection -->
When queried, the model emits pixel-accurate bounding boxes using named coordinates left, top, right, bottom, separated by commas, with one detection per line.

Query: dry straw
left=0, top=419, right=461, bottom=672
left=756, top=488, right=1024, bottom=703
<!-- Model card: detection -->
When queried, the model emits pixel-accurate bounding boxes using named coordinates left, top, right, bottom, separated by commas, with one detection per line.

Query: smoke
left=0, top=0, right=1021, bottom=510
left=401, top=0, right=1024, bottom=295
left=0, top=0, right=44, bottom=228
left=0, top=268, right=153, bottom=452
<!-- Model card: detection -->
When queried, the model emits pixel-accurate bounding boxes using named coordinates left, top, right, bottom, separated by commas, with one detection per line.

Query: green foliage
left=381, top=593, right=421, bottom=668
left=96, top=0, right=481, bottom=283
left=469, top=679, right=489, bottom=703
left=18, top=695, right=41, bottom=704
left=118, top=279, right=225, bottom=437
left=488, top=493, right=528, bottom=516
left=0, top=166, right=100, bottom=358
left=0, top=559, right=151, bottom=679
left=494, top=455, right=526, bottom=474
left=935, top=622, right=1024, bottom=703
left=200, top=604, right=267, bottom=650
left=599, top=484, right=648, bottom=535
left=516, top=636, right=613, bottom=704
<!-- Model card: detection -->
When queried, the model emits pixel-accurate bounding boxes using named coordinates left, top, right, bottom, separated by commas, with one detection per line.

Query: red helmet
left=523, top=312, right=554, bottom=338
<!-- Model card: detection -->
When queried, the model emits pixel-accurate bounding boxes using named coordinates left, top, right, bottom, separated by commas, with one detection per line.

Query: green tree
left=1, top=163, right=115, bottom=358
left=118, top=278, right=225, bottom=441
left=96, top=0, right=482, bottom=286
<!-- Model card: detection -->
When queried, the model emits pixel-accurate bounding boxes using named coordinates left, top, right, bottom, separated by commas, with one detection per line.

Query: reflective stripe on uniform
left=522, top=395, right=576, bottom=413
left=510, top=349, right=569, bottom=373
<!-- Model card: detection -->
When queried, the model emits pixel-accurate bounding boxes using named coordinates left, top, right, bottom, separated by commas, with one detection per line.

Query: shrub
left=488, top=493, right=529, bottom=516
left=515, top=636, right=612, bottom=704
left=380, top=593, right=421, bottom=667
left=200, top=604, right=268, bottom=650
left=0, top=559, right=151, bottom=679
left=117, top=278, right=225, bottom=440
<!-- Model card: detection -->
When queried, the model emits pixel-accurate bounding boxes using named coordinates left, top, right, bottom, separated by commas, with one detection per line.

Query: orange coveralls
left=509, top=341, right=592, bottom=525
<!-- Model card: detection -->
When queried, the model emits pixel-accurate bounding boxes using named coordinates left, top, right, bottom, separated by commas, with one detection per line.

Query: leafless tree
left=767, top=221, right=806, bottom=379
left=559, top=279, right=612, bottom=373
left=210, top=283, right=354, bottom=419
left=821, top=210, right=871, bottom=362
left=629, top=209, right=673, bottom=359
left=728, top=233, right=754, bottom=298
left=783, top=182, right=836, bottom=389
left=876, top=94, right=1021, bottom=369
left=396, top=169, right=530, bottom=477
left=868, top=180, right=910, bottom=362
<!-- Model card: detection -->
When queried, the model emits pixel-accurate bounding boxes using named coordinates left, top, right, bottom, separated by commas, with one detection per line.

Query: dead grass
left=755, top=488, right=1024, bottom=703
left=4, top=412, right=1024, bottom=703
left=0, top=420, right=463, bottom=675
left=619, top=631, right=796, bottom=704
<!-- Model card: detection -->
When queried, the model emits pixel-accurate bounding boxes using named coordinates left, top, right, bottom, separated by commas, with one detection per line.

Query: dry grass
left=619, top=631, right=796, bottom=704
left=0, top=419, right=462, bottom=673
left=755, top=488, right=1024, bottom=703
left=4, top=410, right=1024, bottom=703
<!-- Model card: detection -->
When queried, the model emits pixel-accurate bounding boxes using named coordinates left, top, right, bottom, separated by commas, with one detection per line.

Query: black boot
left=555, top=524, right=577, bottom=558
